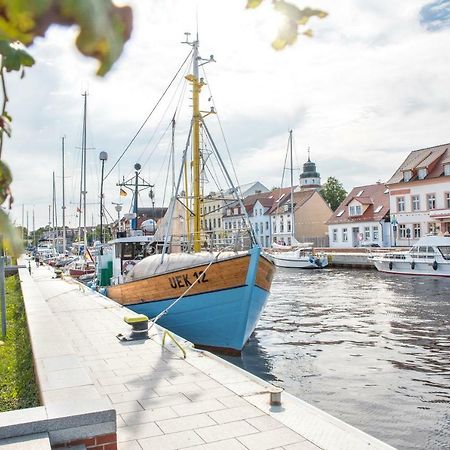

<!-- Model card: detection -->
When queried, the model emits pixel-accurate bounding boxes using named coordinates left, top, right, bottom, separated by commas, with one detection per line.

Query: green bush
left=0, top=275, right=39, bottom=412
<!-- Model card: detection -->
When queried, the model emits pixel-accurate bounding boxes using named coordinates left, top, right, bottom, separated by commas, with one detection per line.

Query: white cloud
left=3, top=0, right=450, bottom=228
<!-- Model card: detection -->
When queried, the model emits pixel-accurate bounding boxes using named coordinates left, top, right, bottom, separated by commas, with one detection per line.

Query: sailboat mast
left=171, top=115, right=176, bottom=199
left=81, top=92, right=88, bottom=251
left=61, top=136, right=66, bottom=253
left=191, top=39, right=202, bottom=252
left=52, top=171, right=56, bottom=252
left=289, top=130, right=295, bottom=240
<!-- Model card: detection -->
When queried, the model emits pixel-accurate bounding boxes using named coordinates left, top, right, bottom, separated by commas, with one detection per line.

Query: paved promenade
left=18, top=263, right=395, bottom=450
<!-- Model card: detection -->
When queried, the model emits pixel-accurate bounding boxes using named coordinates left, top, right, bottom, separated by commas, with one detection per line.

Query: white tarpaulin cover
left=126, top=250, right=247, bottom=281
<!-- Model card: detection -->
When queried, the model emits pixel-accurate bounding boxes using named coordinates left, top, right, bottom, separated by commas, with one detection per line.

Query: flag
left=120, top=188, right=127, bottom=197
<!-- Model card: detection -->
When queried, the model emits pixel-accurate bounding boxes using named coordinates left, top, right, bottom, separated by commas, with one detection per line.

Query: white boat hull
left=270, top=253, right=328, bottom=269
left=373, top=259, right=450, bottom=277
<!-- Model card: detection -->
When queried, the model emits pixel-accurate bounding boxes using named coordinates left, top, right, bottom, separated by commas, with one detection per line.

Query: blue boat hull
left=128, top=283, right=270, bottom=351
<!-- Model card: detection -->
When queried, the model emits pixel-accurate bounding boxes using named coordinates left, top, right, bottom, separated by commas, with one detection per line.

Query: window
left=218, top=218, right=221, bottom=228
left=413, top=223, right=421, bottom=238
left=403, top=170, right=412, bottom=182
left=287, top=237, right=291, bottom=246
left=287, top=220, right=291, bottom=232
left=427, top=194, right=436, bottom=210
left=446, top=193, right=450, bottom=209
left=208, top=206, right=211, bottom=213
left=332, top=229, right=338, bottom=242
left=342, top=228, right=348, bottom=242
left=356, top=190, right=364, bottom=197
left=280, top=221, right=284, bottom=232
left=438, top=246, right=450, bottom=260
left=428, top=222, right=438, bottom=234
left=374, top=205, right=383, bottom=213
left=412, top=195, right=420, bottom=211
left=213, top=218, right=216, bottom=228
left=255, top=210, right=258, bottom=217
left=336, top=210, right=344, bottom=217
left=364, top=226, right=370, bottom=240
left=445, top=164, right=450, bottom=176
left=418, top=168, right=427, bottom=180
left=349, top=205, right=362, bottom=216
left=273, top=223, right=277, bottom=233
left=265, top=222, right=269, bottom=230
left=260, top=223, right=264, bottom=234
left=397, top=197, right=405, bottom=212
left=373, top=226, right=379, bottom=240
left=255, top=223, right=259, bottom=234
left=399, top=224, right=406, bottom=238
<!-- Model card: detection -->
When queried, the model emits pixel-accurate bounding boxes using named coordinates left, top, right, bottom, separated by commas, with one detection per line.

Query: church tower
left=299, top=148, right=321, bottom=190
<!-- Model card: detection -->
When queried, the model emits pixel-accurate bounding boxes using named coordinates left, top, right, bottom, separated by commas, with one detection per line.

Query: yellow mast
left=185, top=37, right=204, bottom=252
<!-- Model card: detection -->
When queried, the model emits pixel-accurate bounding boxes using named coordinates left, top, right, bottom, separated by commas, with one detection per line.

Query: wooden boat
left=101, top=35, right=276, bottom=353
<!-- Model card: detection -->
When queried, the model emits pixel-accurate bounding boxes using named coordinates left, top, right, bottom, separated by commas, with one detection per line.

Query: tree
left=320, top=177, right=347, bottom=211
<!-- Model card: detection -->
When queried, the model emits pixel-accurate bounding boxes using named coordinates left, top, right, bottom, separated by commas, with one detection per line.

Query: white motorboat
left=269, top=246, right=328, bottom=269
left=372, top=235, right=450, bottom=277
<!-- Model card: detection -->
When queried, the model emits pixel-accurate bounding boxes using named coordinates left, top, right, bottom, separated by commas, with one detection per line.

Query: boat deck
left=16, top=262, right=394, bottom=450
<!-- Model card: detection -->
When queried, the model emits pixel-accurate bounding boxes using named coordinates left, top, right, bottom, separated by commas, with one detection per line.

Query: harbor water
left=224, top=268, right=450, bottom=450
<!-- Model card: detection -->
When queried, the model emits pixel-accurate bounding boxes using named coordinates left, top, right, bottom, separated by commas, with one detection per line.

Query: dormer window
left=418, top=168, right=427, bottom=180
left=445, top=164, right=450, bottom=176
left=356, top=190, right=364, bottom=197
left=349, top=205, right=362, bottom=216
left=403, top=170, right=412, bottom=182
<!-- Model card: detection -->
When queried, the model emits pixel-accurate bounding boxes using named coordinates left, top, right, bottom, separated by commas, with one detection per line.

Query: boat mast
left=52, top=171, right=56, bottom=253
left=61, top=136, right=66, bottom=253
left=81, top=91, right=88, bottom=251
left=184, top=34, right=204, bottom=252
left=289, top=130, right=295, bottom=240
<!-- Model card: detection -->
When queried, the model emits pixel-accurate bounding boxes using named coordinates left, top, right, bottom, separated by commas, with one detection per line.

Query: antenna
left=307, top=146, right=311, bottom=162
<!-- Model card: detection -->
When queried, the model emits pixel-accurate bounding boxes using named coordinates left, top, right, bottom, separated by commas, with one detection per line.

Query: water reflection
left=224, top=268, right=450, bottom=450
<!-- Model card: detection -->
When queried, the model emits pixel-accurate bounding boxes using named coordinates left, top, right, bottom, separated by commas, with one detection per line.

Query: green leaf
left=0, top=0, right=133, bottom=77
left=0, top=210, right=22, bottom=257
left=0, top=160, right=12, bottom=205
left=0, top=40, right=34, bottom=72
left=246, top=0, right=264, bottom=8
left=59, top=0, right=133, bottom=76
left=0, top=114, right=11, bottom=137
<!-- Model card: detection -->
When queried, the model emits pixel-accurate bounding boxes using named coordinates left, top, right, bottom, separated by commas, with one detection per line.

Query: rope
left=104, top=49, right=193, bottom=180
left=148, top=246, right=233, bottom=329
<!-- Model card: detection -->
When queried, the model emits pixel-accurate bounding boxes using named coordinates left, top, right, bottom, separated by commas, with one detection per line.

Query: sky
left=3, top=0, right=450, bottom=229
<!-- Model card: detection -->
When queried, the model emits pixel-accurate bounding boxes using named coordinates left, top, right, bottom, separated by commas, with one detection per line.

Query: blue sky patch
left=420, top=0, right=450, bottom=31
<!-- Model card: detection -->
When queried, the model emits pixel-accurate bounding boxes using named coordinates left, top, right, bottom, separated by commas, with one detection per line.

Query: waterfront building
left=386, top=143, right=450, bottom=246
left=327, top=183, right=391, bottom=248
left=217, top=181, right=269, bottom=246
left=269, top=188, right=332, bottom=246
left=299, top=151, right=321, bottom=191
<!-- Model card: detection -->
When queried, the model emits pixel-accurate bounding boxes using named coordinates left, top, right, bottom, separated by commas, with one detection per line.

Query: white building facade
left=387, top=143, right=450, bottom=246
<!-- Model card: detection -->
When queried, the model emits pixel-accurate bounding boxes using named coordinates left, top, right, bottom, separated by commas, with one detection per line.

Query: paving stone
left=138, top=393, right=191, bottom=410
left=117, top=422, right=163, bottom=442
left=246, top=415, right=284, bottom=431
left=216, top=395, right=249, bottom=408
left=208, top=405, right=265, bottom=424
left=109, top=389, right=158, bottom=404
left=284, top=441, right=322, bottom=450
left=184, top=387, right=232, bottom=402
left=97, top=384, right=129, bottom=395
left=118, top=439, right=143, bottom=450
left=195, top=420, right=259, bottom=443
left=171, top=399, right=226, bottom=417
left=156, top=413, right=215, bottom=434
left=237, top=428, right=305, bottom=450
left=40, top=354, right=83, bottom=371
left=40, top=367, right=92, bottom=391
left=138, top=430, right=204, bottom=450
left=121, top=407, right=178, bottom=426
left=114, top=401, right=144, bottom=415
left=184, top=438, right=248, bottom=450
left=153, top=382, right=205, bottom=397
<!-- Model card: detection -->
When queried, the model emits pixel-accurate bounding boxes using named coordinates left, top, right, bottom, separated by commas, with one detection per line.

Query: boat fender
left=315, top=258, right=322, bottom=268
left=309, top=256, right=314, bottom=264
left=411, top=261, right=415, bottom=270
left=389, top=261, right=393, bottom=270
left=433, top=260, right=438, bottom=271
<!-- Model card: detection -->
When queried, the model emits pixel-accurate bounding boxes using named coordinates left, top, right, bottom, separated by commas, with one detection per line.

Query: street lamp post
left=99, top=151, right=108, bottom=243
